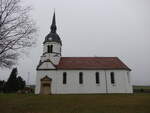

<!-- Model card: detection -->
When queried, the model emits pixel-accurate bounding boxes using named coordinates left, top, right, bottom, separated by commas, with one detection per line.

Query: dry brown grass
left=0, top=93, right=150, bottom=113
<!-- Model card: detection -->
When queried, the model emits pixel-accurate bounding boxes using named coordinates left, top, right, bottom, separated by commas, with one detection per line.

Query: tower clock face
left=48, top=37, right=52, bottom=40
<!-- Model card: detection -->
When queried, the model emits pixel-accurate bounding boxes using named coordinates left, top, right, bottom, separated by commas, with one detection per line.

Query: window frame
left=63, top=72, right=67, bottom=84
left=110, top=72, right=115, bottom=84
left=47, top=45, right=53, bottom=53
left=79, top=72, right=83, bottom=84
left=95, top=72, right=100, bottom=84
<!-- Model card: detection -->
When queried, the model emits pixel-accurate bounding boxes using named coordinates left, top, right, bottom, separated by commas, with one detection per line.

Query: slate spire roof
left=43, top=12, right=62, bottom=45
left=51, top=12, right=57, bottom=33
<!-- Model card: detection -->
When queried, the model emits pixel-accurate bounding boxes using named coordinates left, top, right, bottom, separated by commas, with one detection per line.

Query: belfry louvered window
left=47, top=45, right=53, bottom=53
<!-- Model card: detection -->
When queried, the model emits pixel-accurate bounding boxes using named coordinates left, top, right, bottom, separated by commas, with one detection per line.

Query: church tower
left=37, top=12, right=62, bottom=70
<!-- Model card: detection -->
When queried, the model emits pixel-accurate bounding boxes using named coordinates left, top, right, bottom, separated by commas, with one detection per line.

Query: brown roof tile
left=56, top=57, right=131, bottom=70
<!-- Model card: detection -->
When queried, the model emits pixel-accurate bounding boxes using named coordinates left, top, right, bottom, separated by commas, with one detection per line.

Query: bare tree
left=0, top=0, right=37, bottom=68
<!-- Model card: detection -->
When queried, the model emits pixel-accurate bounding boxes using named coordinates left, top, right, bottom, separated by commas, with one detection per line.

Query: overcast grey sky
left=0, top=0, right=150, bottom=85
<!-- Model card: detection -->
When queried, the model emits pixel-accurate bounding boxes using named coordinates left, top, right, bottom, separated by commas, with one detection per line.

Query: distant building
left=35, top=12, right=133, bottom=94
left=23, top=85, right=35, bottom=93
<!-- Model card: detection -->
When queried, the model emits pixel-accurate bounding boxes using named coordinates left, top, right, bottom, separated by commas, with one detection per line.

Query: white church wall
left=56, top=70, right=107, bottom=94
left=35, top=69, right=133, bottom=94
left=125, top=71, right=133, bottom=93
left=40, top=55, right=45, bottom=62
left=106, top=70, right=133, bottom=93
left=40, top=53, right=60, bottom=65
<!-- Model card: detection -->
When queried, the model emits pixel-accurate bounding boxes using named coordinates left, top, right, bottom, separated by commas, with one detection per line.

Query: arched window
left=79, top=72, right=83, bottom=84
left=63, top=72, right=67, bottom=84
left=95, top=72, right=100, bottom=84
left=110, top=72, right=115, bottom=84
left=47, top=45, right=53, bottom=53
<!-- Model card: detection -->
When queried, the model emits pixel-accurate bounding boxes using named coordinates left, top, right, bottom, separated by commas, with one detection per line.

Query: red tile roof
left=56, top=57, right=131, bottom=70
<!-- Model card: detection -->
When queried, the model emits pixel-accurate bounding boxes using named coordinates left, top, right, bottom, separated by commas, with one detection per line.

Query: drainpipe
left=105, top=70, right=108, bottom=94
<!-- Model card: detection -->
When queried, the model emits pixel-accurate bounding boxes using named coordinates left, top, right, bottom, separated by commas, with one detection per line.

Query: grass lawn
left=0, top=94, right=150, bottom=113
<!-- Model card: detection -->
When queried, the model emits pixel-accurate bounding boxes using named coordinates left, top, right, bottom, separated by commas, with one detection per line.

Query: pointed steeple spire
left=50, top=11, right=57, bottom=33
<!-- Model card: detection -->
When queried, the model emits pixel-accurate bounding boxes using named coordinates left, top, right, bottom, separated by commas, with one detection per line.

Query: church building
left=35, top=13, right=133, bottom=94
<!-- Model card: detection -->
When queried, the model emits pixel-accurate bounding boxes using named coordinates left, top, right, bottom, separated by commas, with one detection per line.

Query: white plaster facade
left=40, top=42, right=61, bottom=65
left=35, top=70, right=133, bottom=94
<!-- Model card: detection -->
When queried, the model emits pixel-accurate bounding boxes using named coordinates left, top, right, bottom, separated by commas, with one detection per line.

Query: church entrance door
left=40, top=76, right=52, bottom=94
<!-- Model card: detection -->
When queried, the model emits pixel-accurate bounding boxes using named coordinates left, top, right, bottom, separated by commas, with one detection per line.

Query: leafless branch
left=0, top=0, right=37, bottom=68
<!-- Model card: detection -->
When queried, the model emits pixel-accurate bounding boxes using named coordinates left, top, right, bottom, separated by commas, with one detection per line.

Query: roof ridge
left=61, top=57, right=118, bottom=58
